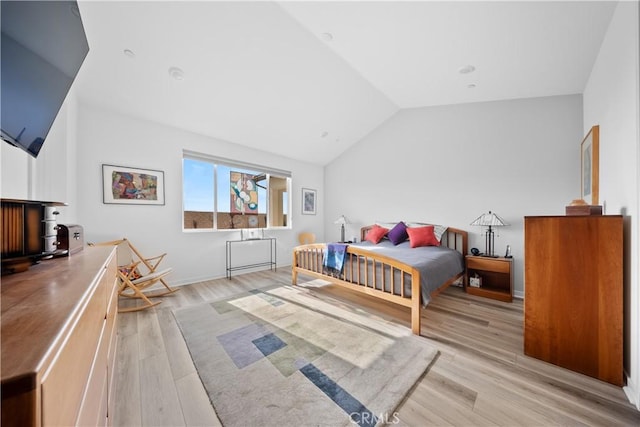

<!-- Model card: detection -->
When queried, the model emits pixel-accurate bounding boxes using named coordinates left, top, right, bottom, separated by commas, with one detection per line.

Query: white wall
left=583, top=0, right=640, bottom=409
left=76, top=104, right=324, bottom=285
left=1, top=92, right=78, bottom=225
left=1, top=139, right=30, bottom=199
left=324, top=94, right=584, bottom=297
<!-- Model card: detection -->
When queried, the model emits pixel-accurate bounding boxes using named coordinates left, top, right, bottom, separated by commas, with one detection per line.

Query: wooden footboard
left=292, top=227, right=468, bottom=335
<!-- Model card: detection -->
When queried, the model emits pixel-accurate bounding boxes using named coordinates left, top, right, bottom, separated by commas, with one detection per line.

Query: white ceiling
left=75, top=1, right=617, bottom=166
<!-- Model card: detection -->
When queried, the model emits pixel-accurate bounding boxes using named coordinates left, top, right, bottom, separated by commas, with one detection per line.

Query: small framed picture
left=580, top=125, right=599, bottom=205
left=302, top=188, right=316, bottom=215
left=102, top=164, right=165, bottom=205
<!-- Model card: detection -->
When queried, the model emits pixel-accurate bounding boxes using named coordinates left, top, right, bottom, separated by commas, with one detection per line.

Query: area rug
left=173, top=280, right=438, bottom=427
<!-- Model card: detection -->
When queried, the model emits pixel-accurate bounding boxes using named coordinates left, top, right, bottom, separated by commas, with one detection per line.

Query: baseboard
left=175, top=262, right=295, bottom=287
left=624, top=375, right=640, bottom=410
left=513, top=290, right=524, bottom=299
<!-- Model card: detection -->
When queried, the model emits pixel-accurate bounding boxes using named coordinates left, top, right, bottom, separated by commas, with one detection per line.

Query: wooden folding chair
left=89, top=238, right=178, bottom=312
left=298, top=232, right=316, bottom=245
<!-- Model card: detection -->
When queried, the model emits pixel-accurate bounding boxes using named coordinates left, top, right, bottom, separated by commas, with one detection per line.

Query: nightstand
left=465, top=255, right=513, bottom=302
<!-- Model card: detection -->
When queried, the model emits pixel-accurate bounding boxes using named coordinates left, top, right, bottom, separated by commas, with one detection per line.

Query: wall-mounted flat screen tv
left=1, top=1, right=89, bottom=158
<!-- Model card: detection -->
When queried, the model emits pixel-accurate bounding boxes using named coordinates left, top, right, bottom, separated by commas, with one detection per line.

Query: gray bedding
left=345, top=240, right=465, bottom=305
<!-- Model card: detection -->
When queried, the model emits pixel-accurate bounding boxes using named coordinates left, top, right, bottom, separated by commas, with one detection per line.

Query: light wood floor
left=114, top=268, right=640, bottom=426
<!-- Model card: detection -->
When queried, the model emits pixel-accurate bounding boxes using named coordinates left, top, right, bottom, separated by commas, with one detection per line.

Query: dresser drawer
left=466, top=256, right=510, bottom=273
left=41, top=261, right=108, bottom=426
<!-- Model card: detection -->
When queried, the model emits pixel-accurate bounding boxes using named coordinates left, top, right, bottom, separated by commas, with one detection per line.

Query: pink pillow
left=407, top=225, right=440, bottom=248
left=365, top=224, right=389, bottom=244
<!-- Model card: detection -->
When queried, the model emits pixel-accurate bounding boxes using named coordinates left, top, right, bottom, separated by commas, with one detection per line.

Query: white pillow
left=406, top=222, right=448, bottom=242
left=374, top=221, right=401, bottom=231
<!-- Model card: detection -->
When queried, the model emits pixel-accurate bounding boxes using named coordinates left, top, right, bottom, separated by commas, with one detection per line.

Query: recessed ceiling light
left=458, top=65, right=476, bottom=74
left=320, top=32, right=333, bottom=42
left=123, top=49, right=135, bottom=58
left=168, top=66, right=185, bottom=80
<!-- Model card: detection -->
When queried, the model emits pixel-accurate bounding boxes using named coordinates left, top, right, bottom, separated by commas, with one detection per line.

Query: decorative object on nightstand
left=470, top=211, right=508, bottom=257
left=504, top=244, right=512, bottom=258
left=334, top=215, right=349, bottom=243
left=465, top=255, right=513, bottom=302
left=469, top=273, right=482, bottom=288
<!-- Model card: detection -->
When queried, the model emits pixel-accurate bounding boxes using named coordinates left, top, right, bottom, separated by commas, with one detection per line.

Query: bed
left=292, top=224, right=468, bottom=335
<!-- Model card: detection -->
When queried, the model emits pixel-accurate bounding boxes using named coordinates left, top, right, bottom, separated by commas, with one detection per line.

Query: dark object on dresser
left=524, top=215, right=623, bottom=386
left=1, top=198, right=66, bottom=274
left=565, top=204, right=603, bottom=216
left=56, top=224, right=84, bottom=256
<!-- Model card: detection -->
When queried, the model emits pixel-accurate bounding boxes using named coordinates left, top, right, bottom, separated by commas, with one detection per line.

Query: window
left=183, top=152, right=291, bottom=231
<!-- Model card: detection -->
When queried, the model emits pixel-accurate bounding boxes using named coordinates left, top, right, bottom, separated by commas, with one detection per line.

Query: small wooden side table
left=465, top=255, right=513, bottom=302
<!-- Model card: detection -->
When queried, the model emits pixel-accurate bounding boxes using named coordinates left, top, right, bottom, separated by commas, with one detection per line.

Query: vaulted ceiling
left=75, top=1, right=617, bottom=166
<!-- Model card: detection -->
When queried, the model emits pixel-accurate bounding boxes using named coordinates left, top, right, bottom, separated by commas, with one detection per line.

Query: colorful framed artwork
left=302, top=188, right=316, bottom=215
left=102, top=164, right=165, bottom=205
left=580, top=125, right=599, bottom=205
left=230, top=171, right=258, bottom=214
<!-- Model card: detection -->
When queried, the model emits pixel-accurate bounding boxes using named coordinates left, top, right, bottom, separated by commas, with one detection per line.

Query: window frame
left=182, top=151, right=292, bottom=232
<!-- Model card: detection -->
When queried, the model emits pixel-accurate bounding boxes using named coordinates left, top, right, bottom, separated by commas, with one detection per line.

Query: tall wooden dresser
left=524, top=215, right=623, bottom=386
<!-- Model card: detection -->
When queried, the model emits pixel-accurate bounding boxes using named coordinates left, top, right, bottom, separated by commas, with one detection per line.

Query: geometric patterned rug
left=173, top=280, right=438, bottom=427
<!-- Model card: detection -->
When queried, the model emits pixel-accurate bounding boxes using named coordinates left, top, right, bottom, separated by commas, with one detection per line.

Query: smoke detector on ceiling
left=168, top=67, right=185, bottom=81
left=320, top=32, right=334, bottom=42
left=458, top=65, right=476, bottom=74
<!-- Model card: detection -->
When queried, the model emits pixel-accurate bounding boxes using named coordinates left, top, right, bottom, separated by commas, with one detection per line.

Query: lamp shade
left=334, top=215, right=349, bottom=225
left=470, top=211, right=508, bottom=227
left=470, top=211, right=508, bottom=257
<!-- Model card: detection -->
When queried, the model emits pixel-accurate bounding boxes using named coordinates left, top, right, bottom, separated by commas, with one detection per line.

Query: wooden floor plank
left=112, top=331, right=141, bottom=426
left=113, top=268, right=640, bottom=426
left=139, top=353, right=185, bottom=426
left=175, top=372, right=221, bottom=427
left=156, top=307, right=197, bottom=381
left=136, top=307, right=166, bottom=360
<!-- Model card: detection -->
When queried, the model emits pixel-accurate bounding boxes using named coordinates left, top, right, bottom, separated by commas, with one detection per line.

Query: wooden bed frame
left=292, top=225, right=468, bottom=335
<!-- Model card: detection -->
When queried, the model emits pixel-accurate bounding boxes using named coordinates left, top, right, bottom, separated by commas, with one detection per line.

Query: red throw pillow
left=118, top=265, right=142, bottom=280
left=365, top=224, right=389, bottom=244
left=407, top=225, right=440, bottom=248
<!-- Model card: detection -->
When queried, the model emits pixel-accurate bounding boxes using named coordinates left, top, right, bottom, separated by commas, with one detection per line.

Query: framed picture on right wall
left=581, top=125, right=599, bottom=205
left=302, top=188, right=316, bottom=215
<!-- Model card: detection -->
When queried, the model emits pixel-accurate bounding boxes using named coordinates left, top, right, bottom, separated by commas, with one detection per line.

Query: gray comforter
left=347, top=240, right=465, bottom=305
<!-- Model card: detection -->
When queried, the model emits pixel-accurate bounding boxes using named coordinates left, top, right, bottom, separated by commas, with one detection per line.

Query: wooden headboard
left=359, top=225, right=468, bottom=255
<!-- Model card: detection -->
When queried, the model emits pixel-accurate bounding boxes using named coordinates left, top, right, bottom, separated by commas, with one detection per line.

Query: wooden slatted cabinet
left=524, top=215, right=623, bottom=386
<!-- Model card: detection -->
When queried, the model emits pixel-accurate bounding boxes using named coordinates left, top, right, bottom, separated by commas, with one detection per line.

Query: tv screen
left=1, top=1, right=89, bottom=158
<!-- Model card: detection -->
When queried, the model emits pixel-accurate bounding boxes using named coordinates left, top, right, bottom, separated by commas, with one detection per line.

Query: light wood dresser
left=524, top=215, right=623, bottom=386
left=1, top=245, right=118, bottom=426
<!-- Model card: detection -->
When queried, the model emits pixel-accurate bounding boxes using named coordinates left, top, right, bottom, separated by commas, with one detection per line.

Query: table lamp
left=334, top=215, right=349, bottom=243
left=470, top=211, right=508, bottom=257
